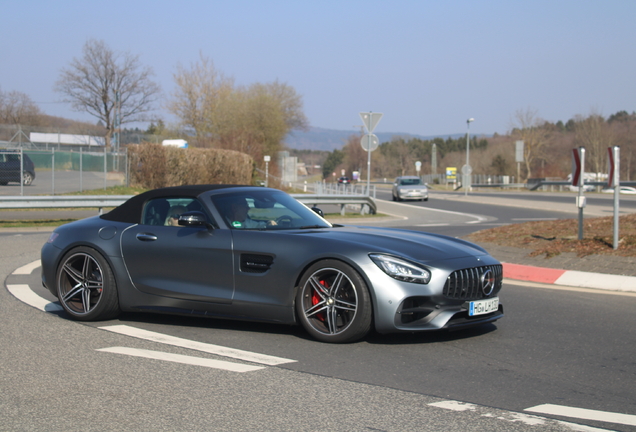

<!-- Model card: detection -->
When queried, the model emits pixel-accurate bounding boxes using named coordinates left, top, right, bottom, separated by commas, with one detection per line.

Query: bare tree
left=167, top=54, right=234, bottom=141
left=510, top=108, right=551, bottom=181
left=0, top=88, right=43, bottom=125
left=168, top=56, right=308, bottom=165
left=55, top=39, right=160, bottom=148
left=573, top=111, right=615, bottom=175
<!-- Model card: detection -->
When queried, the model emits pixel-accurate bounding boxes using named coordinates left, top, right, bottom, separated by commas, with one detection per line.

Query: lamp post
left=464, top=118, right=474, bottom=196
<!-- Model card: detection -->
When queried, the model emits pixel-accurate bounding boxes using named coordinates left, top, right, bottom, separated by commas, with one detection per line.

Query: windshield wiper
left=298, top=225, right=330, bottom=229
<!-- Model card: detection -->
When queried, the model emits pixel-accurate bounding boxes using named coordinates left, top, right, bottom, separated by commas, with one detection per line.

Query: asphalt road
left=2, top=192, right=636, bottom=431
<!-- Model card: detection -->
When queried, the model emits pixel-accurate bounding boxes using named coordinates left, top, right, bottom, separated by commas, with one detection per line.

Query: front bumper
left=364, top=258, right=503, bottom=334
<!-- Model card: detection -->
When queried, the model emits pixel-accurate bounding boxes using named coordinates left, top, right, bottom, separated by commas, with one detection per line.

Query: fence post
left=103, top=147, right=107, bottom=190
left=19, top=148, right=24, bottom=196
left=80, top=148, right=83, bottom=192
left=51, top=148, right=55, bottom=195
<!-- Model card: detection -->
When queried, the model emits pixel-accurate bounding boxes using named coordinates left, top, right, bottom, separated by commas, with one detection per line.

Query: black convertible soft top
left=100, top=184, right=250, bottom=224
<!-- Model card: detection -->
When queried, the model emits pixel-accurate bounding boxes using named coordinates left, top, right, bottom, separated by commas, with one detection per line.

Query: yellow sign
left=446, top=167, right=457, bottom=180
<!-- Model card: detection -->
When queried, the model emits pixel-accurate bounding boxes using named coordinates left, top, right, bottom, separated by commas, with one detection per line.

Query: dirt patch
left=467, top=213, right=636, bottom=258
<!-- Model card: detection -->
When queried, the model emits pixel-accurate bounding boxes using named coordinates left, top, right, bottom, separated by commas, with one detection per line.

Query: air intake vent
left=443, top=265, right=502, bottom=300
left=240, top=254, right=274, bottom=273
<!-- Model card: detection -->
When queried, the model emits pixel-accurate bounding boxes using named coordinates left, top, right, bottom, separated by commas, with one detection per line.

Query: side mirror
left=311, top=206, right=324, bottom=217
left=178, top=211, right=214, bottom=229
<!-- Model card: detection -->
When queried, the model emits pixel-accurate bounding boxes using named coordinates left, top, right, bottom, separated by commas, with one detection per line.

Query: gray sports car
left=41, top=185, right=503, bottom=343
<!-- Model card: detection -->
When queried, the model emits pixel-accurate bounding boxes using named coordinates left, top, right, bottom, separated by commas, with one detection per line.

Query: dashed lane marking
left=99, top=324, right=296, bottom=366
left=526, top=404, right=636, bottom=427
left=7, top=264, right=297, bottom=368
left=97, top=347, right=265, bottom=372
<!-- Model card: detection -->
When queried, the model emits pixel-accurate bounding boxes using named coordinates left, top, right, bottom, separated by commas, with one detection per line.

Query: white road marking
left=7, top=274, right=297, bottom=368
left=415, top=223, right=450, bottom=227
left=100, top=324, right=296, bottom=366
left=12, top=259, right=41, bottom=275
left=6, top=284, right=63, bottom=313
left=526, top=404, right=636, bottom=427
left=382, top=200, right=490, bottom=223
left=96, top=347, right=265, bottom=372
left=430, top=400, right=617, bottom=430
left=428, top=401, right=477, bottom=411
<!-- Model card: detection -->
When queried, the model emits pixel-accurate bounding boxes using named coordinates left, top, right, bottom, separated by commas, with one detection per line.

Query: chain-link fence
left=0, top=147, right=127, bottom=196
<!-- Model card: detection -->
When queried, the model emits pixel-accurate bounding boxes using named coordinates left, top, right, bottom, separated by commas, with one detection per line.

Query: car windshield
left=210, top=189, right=332, bottom=230
left=399, top=178, right=422, bottom=186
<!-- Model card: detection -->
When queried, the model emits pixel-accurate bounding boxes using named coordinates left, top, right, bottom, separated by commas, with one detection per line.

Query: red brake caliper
left=312, top=280, right=327, bottom=321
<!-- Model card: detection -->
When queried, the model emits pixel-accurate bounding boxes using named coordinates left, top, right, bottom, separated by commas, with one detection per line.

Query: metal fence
left=0, top=146, right=127, bottom=196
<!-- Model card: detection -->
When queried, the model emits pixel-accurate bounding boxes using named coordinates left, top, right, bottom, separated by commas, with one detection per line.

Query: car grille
left=443, top=265, right=502, bottom=300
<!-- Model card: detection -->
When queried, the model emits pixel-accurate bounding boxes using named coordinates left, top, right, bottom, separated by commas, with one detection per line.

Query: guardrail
left=0, top=195, right=131, bottom=213
left=291, top=194, right=376, bottom=215
left=0, top=193, right=377, bottom=216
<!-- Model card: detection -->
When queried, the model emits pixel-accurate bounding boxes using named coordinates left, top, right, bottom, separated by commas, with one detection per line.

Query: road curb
left=503, top=262, right=636, bottom=292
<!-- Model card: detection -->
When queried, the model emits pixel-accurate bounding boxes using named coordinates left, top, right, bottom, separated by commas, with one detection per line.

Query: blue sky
left=1, top=0, right=634, bottom=137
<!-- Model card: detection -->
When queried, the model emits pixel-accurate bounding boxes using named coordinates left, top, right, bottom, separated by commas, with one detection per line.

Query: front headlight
left=369, top=254, right=431, bottom=284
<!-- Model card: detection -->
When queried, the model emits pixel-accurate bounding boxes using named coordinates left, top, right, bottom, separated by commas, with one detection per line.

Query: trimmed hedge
left=128, top=143, right=253, bottom=189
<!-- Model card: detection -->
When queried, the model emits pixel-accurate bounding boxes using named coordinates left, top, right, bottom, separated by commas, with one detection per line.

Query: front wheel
left=296, top=260, right=372, bottom=343
left=56, top=247, right=120, bottom=321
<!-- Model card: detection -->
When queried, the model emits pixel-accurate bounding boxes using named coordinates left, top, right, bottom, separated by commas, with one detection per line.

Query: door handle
left=136, top=233, right=158, bottom=241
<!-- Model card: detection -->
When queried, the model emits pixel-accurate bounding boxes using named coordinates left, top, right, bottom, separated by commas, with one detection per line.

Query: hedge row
left=127, top=143, right=253, bottom=189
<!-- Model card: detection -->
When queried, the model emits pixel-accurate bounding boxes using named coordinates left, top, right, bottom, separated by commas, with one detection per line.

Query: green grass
left=64, top=185, right=147, bottom=196
left=0, top=219, right=77, bottom=228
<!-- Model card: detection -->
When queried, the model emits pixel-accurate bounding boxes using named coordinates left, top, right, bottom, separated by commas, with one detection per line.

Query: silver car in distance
left=392, top=176, right=429, bottom=201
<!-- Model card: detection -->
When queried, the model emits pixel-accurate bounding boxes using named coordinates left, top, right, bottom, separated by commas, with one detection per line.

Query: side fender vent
left=240, top=254, right=274, bottom=273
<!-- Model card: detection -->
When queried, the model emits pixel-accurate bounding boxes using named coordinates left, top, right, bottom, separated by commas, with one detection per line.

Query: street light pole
left=465, top=118, right=474, bottom=196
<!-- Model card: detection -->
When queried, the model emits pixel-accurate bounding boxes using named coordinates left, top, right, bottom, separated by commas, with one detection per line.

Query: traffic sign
left=360, top=134, right=379, bottom=152
left=359, top=112, right=383, bottom=133
left=607, top=146, right=619, bottom=188
left=461, top=164, right=472, bottom=175
left=571, top=147, right=584, bottom=186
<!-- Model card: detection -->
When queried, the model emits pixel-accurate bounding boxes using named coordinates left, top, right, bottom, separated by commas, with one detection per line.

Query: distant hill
left=284, top=126, right=465, bottom=151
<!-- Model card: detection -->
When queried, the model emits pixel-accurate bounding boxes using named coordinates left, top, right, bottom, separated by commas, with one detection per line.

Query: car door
left=0, top=153, right=15, bottom=184
left=120, top=201, right=235, bottom=304
left=5, top=153, right=21, bottom=182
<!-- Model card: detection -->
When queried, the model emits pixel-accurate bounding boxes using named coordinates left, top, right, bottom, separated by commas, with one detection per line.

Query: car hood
left=295, top=225, right=489, bottom=263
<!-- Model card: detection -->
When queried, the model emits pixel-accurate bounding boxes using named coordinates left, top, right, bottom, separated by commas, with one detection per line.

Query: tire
left=22, top=172, right=33, bottom=186
left=296, top=260, right=372, bottom=343
left=56, top=247, right=120, bottom=321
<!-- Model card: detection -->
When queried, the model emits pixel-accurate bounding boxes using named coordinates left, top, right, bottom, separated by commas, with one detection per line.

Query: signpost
left=515, top=140, right=524, bottom=183
left=264, top=155, right=270, bottom=187
left=572, top=147, right=586, bottom=240
left=359, top=112, right=383, bottom=195
left=608, top=146, right=620, bottom=249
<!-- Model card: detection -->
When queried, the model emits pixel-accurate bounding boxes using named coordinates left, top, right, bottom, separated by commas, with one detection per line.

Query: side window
left=142, top=198, right=213, bottom=227
left=142, top=198, right=170, bottom=226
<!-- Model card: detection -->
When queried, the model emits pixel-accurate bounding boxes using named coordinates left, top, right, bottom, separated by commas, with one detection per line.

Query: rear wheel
left=56, top=247, right=120, bottom=321
left=296, top=260, right=372, bottom=343
left=22, top=172, right=33, bottom=186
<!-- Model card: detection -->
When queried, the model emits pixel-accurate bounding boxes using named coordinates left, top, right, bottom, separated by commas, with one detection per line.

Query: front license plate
left=469, top=298, right=499, bottom=316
